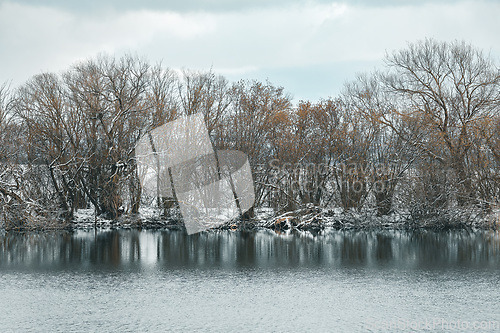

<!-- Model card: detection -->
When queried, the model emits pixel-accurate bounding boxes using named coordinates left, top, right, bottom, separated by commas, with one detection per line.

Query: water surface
left=1, top=229, right=499, bottom=332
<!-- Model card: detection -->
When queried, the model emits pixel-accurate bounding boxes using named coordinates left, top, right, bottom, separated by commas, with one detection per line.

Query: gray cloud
left=1, top=0, right=310, bottom=13
left=2, top=0, right=493, bottom=13
left=1, top=0, right=499, bottom=102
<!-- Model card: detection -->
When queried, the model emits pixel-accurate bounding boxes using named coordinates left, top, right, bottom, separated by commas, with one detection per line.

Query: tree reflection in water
left=1, top=230, right=499, bottom=271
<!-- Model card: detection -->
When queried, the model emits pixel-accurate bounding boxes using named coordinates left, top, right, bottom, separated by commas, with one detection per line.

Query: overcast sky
left=1, top=0, right=499, bottom=102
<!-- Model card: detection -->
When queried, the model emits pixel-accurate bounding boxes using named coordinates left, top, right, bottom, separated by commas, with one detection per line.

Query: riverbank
left=2, top=205, right=498, bottom=233
left=4, top=205, right=493, bottom=233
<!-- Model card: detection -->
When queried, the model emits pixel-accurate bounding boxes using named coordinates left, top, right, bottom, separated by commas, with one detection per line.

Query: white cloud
left=128, top=1, right=500, bottom=69
left=0, top=2, right=216, bottom=84
left=215, top=66, right=260, bottom=76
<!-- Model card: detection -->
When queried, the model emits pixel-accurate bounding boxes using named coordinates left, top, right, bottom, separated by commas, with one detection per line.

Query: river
left=1, top=229, right=499, bottom=332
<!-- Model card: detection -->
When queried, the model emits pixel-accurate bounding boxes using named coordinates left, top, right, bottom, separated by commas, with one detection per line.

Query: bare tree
left=14, top=73, right=75, bottom=220
left=178, top=69, right=232, bottom=139
left=144, top=64, right=179, bottom=213
left=344, top=73, right=419, bottom=216
left=383, top=39, right=500, bottom=206
left=64, top=55, right=151, bottom=219
left=225, top=80, right=292, bottom=213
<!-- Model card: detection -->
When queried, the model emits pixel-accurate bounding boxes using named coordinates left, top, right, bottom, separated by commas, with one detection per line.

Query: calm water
left=1, top=229, right=500, bottom=332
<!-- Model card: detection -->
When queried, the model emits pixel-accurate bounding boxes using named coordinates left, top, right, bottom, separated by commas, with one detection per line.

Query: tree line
left=1, top=39, right=499, bottom=229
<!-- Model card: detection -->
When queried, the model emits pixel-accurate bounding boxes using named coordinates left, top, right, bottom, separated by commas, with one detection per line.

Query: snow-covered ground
left=66, top=204, right=500, bottom=233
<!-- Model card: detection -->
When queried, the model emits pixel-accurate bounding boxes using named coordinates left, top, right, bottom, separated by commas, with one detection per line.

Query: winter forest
left=1, top=39, right=499, bottom=230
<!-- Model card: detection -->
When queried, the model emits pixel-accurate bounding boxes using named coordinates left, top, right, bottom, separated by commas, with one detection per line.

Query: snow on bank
left=66, top=205, right=499, bottom=233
